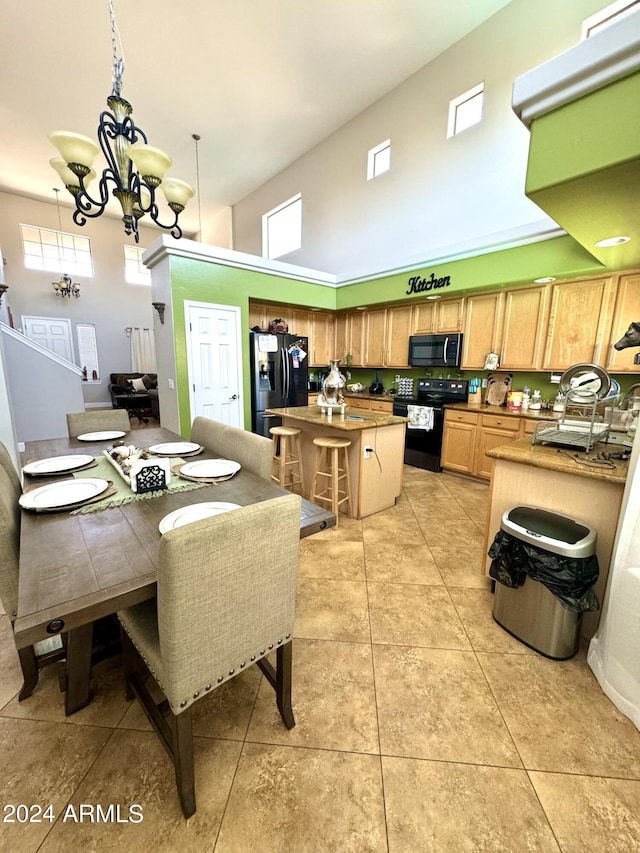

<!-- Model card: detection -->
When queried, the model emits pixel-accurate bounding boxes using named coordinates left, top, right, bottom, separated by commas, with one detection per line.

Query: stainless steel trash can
left=492, top=506, right=597, bottom=660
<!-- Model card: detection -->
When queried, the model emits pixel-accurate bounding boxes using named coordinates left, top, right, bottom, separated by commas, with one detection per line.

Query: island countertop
left=265, top=406, right=408, bottom=430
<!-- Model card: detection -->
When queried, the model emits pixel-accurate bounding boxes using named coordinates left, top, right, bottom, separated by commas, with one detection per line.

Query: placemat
left=71, top=456, right=207, bottom=514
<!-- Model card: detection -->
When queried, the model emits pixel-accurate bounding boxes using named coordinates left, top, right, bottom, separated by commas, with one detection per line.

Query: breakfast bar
left=266, top=406, right=408, bottom=518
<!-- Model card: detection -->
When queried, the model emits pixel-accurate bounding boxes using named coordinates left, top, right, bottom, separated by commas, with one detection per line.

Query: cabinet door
left=436, top=298, right=464, bottom=332
left=500, top=285, right=549, bottom=370
left=310, top=312, right=335, bottom=367
left=412, top=303, right=436, bottom=333
left=364, top=309, right=387, bottom=367
left=334, top=313, right=350, bottom=363
left=248, top=301, right=268, bottom=331
left=350, top=311, right=366, bottom=366
left=290, top=309, right=312, bottom=341
left=461, top=292, right=504, bottom=369
left=385, top=305, right=413, bottom=367
left=542, top=277, right=616, bottom=370
left=606, top=273, right=640, bottom=372
left=441, top=420, right=477, bottom=474
left=474, top=427, right=517, bottom=479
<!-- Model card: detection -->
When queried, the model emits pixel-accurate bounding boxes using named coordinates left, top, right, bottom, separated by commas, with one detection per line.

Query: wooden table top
left=15, top=427, right=335, bottom=648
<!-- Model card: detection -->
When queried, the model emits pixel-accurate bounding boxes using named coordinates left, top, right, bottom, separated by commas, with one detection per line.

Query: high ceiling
left=0, top=0, right=514, bottom=238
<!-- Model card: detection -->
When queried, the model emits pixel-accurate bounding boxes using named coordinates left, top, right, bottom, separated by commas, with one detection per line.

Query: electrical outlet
left=363, top=446, right=373, bottom=459
left=167, top=378, right=175, bottom=390
left=550, top=373, right=562, bottom=384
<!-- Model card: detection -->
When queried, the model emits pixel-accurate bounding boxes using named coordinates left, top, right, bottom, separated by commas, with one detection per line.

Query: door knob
left=230, top=394, right=238, bottom=400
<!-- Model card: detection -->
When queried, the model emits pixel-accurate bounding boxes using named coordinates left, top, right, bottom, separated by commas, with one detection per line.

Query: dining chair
left=66, top=409, right=131, bottom=438
left=190, top=416, right=273, bottom=480
left=0, top=442, right=67, bottom=700
left=118, top=492, right=302, bottom=818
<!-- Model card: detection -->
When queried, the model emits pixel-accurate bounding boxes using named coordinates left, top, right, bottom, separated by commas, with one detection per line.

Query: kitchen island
left=485, top=437, right=629, bottom=639
left=266, top=406, right=408, bottom=519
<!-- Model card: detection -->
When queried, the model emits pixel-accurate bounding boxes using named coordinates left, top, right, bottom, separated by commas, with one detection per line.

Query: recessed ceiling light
left=355, top=306, right=367, bottom=311
left=594, top=236, right=630, bottom=248
left=310, top=307, right=322, bottom=312
left=534, top=277, right=556, bottom=283
left=425, top=295, right=441, bottom=300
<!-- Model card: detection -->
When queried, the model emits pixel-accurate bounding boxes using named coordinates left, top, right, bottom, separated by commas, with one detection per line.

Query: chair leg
left=17, top=646, right=39, bottom=701
left=275, top=643, right=295, bottom=730
left=172, top=709, right=196, bottom=819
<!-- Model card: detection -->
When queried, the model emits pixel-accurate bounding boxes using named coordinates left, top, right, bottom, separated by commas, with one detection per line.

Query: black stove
left=393, top=379, right=468, bottom=471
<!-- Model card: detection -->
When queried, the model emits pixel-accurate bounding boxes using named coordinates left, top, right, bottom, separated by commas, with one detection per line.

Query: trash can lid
left=500, top=506, right=597, bottom=558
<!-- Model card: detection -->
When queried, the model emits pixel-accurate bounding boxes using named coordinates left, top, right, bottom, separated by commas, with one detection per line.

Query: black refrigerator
left=250, top=331, right=309, bottom=437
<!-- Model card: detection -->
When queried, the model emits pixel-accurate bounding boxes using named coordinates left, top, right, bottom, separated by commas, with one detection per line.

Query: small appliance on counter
left=369, top=370, right=384, bottom=394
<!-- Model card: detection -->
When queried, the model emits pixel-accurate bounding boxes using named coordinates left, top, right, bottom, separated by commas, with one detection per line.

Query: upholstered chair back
left=0, top=444, right=21, bottom=620
left=190, top=417, right=273, bottom=480
left=66, top=409, right=131, bottom=438
left=154, top=493, right=300, bottom=714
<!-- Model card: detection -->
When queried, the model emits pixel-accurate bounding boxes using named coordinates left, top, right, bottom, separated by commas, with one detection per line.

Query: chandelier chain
left=193, top=133, right=202, bottom=238
left=109, top=0, right=125, bottom=97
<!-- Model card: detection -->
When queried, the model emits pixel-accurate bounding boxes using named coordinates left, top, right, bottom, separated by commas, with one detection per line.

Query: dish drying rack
left=532, top=390, right=612, bottom=452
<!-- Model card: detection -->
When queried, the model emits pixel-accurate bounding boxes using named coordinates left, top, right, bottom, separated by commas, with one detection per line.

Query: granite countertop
left=342, top=391, right=397, bottom=402
left=486, top=436, right=629, bottom=484
left=266, top=405, right=408, bottom=430
left=445, top=402, right=561, bottom=422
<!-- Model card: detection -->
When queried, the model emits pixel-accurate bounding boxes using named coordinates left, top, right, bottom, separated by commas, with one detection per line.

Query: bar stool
left=269, top=426, right=305, bottom=495
left=310, top=436, right=352, bottom=526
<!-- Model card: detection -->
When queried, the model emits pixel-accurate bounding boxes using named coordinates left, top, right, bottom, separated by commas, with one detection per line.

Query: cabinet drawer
left=348, top=397, right=370, bottom=410
left=480, top=413, right=520, bottom=432
left=445, top=410, right=479, bottom=425
left=370, top=399, right=393, bottom=413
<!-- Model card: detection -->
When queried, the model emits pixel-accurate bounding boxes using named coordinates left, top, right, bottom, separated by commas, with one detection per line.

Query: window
left=124, top=245, right=151, bottom=285
left=262, top=194, right=302, bottom=259
left=582, top=0, right=639, bottom=39
left=76, top=323, right=99, bottom=381
left=447, top=83, right=484, bottom=138
left=20, top=224, right=93, bottom=277
left=367, top=139, right=391, bottom=180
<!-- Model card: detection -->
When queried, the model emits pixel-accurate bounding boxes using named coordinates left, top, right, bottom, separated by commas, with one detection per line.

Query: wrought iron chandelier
left=52, top=274, right=81, bottom=299
left=48, top=0, right=194, bottom=243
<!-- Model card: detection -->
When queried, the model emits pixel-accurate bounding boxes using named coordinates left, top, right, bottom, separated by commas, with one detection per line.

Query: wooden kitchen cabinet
left=461, top=292, right=504, bottom=369
left=364, top=309, right=387, bottom=367
left=441, top=410, right=478, bottom=474
left=474, top=413, right=520, bottom=479
left=412, top=298, right=464, bottom=333
left=500, top=285, right=550, bottom=370
left=606, top=272, right=640, bottom=373
left=370, top=399, right=393, bottom=413
left=290, top=309, right=312, bottom=340
left=385, top=305, right=413, bottom=367
left=248, top=300, right=269, bottom=331
left=310, top=311, right=335, bottom=367
left=542, top=276, right=616, bottom=370
left=349, top=311, right=366, bottom=366
left=334, top=313, right=350, bottom=363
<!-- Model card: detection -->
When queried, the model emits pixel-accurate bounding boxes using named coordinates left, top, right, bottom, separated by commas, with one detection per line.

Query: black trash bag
left=488, top=530, right=599, bottom=612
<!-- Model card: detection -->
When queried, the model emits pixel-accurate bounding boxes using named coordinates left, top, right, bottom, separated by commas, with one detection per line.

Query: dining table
left=15, top=426, right=335, bottom=715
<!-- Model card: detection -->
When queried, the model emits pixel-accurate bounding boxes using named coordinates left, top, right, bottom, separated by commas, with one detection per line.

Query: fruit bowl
left=347, top=383, right=364, bottom=392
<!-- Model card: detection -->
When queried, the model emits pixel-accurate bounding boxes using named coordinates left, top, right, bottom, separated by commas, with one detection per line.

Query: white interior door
left=22, top=316, right=74, bottom=362
left=186, top=301, right=243, bottom=428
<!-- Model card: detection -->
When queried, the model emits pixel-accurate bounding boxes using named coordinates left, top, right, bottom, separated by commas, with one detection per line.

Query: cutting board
left=485, top=372, right=512, bottom=406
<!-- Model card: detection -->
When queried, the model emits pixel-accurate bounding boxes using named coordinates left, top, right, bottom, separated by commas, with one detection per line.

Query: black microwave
left=408, top=333, right=463, bottom=367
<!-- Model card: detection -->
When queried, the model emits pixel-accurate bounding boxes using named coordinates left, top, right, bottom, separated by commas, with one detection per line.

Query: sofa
left=109, top=372, right=159, bottom=421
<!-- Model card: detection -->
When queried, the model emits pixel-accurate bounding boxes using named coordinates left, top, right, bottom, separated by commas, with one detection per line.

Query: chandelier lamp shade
left=52, top=274, right=81, bottom=299
left=48, top=0, right=194, bottom=243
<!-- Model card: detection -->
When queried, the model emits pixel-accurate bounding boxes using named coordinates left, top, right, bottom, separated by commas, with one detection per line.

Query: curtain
left=130, top=327, right=157, bottom=373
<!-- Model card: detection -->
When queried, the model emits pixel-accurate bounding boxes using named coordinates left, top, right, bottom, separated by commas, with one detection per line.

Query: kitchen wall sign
left=406, top=273, right=451, bottom=295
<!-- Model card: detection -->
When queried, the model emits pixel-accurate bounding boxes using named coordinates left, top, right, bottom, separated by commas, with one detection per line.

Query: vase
left=320, top=359, right=346, bottom=407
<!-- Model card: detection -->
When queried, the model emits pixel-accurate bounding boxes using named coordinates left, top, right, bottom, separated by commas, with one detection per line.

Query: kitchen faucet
left=619, top=383, right=640, bottom=410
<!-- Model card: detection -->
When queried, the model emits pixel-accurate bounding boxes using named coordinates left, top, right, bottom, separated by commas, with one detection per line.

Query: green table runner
left=71, top=456, right=206, bottom=514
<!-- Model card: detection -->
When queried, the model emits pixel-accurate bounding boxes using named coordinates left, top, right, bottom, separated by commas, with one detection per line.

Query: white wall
left=231, top=0, right=606, bottom=280
left=0, top=191, right=160, bottom=407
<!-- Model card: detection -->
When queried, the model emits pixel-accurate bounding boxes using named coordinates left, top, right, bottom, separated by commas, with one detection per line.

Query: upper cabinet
left=385, top=305, right=413, bottom=367
left=413, top=298, right=464, bottom=334
left=309, top=311, right=335, bottom=367
left=500, top=285, right=550, bottom=370
left=363, top=309, right=387, bottom=367
left=461, top=292, right=504, bottom=369
left=606, top=273, right=640, bottom=373
left=542, top=277, right=616, bottom=370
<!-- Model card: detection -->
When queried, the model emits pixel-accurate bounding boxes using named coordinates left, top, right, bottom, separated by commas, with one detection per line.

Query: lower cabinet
left=442, top=409, right=521, bottom=479
left=474, top=414, right=520, bottom=479
left=345, top=397, right=393, bottom=413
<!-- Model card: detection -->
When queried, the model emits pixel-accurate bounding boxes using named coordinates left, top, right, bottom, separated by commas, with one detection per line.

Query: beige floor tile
left=529, top=771, right=640, bottom=853
left=449, top=587, right=536, bottom=654
left=441, top=474, right=490, bottom=496
left=215, top=743, right=387, bottom=852
left=308, top=513, right=363, bottom=541
left=299, top=539, right=365, bottom=580
left=0, top=716, right=111, bottom=853
left=39, top=728, right=242, bottom=852
left=373, top=645, right=521, bottom=767
left=383, top=756, right=560, bottom=852
left=430, top=544, right=492, bottom=588
left=0, top=657, right=131, bottom=728
left=368, top=582, right=470, bottom=649
left=404, top=496, right=470, bottom=519
left=364, top=542, right=443, bottom=584
left=478, top=651, right=640, bottom=776
left=362, top=512, right=426, bottom=544
left=417, top=516, right=485, bottom=548
left=294, top=578, right=370, bottom=642
left=0, top=615, right=24, bottom=710
left=247, top=638, right=379, bottom=753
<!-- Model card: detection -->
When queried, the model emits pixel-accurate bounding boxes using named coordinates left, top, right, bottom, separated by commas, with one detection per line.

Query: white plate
left=180, top=459, right=241, bottom=478
left=23, top=454, right=94, bottom=475
left=159, top=502, right=242, bottom=534
left=76, top=431, right=126, bottom=442
left=148, top=441, right=201, bottom=456
left=19, top=478, right=110, bottom=510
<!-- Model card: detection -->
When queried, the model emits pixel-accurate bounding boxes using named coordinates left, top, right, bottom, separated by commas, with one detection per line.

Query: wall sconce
left=152, top=302, right=166, bottom=324
left=0, top=285, right=8, bottom=307
left=52, top=273, right=80, bottom=298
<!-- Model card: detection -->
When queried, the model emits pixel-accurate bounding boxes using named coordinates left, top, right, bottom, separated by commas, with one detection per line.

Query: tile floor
left=2, top=458, right=640, bottom=851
